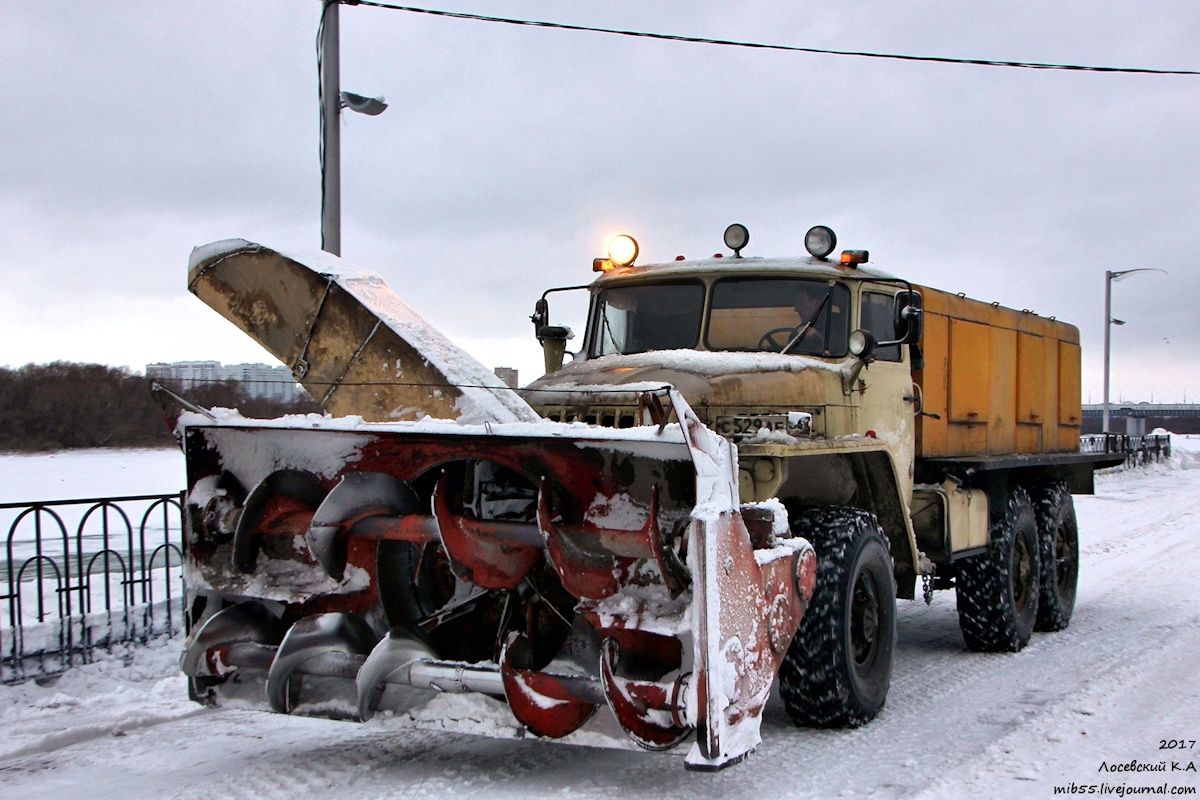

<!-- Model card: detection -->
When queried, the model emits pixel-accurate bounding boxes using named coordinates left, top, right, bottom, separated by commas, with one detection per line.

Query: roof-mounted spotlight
left=340, top=91, right=388, bottom=116
left=608, top=234, right=639, bottom=266
left=804, top=225, right=837, bottom=260
left=724, top=223, right=749, bottom=258
left=595, top=234, right=639, bottom=272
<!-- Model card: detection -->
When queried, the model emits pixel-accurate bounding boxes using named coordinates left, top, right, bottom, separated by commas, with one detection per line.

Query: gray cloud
left=1, top=1, right=1197, bottom=400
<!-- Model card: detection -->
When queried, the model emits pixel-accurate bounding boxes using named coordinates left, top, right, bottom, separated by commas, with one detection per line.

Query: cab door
left=857, top=290, right=918, bottom=503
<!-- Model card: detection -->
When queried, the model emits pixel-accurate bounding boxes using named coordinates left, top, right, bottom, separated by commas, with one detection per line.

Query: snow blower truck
left=172, top=225, right=1120, bottom=770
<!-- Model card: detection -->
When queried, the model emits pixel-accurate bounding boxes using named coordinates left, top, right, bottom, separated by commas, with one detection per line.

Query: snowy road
left=2, top=454, right=1199, bottom=798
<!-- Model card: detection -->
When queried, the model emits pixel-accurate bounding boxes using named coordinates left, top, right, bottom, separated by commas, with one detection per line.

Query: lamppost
left=1103, top=268, right=1166, bottom=432
left=320, top=0, right=388, bottom=256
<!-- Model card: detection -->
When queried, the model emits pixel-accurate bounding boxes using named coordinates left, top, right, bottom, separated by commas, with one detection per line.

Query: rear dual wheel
left=956, top=486, right=1040, bottom=652
left=1032, top=481, right=1079, bottom=632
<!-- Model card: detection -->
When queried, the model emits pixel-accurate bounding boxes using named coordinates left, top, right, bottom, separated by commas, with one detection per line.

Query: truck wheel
left=779, top=507, right=897, bottom=728
left=955, top=486, right=1040, bottom=652
left=1032, top=481, right=1078, bottom=632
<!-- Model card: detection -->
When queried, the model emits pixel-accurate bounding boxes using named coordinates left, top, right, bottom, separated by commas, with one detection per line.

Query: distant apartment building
left=146, top=361, right=299, bottom=403
left=145, top=360, right=221, bottom=390
left=493, top=367, right=519, bottom=389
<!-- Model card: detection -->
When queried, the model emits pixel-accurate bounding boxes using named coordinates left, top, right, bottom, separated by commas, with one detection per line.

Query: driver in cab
left=784, top=288, right=827, bottom=354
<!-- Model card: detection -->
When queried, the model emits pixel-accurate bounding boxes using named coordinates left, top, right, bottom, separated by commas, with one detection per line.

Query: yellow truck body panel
left=914, top=285, right=1082, bottom=458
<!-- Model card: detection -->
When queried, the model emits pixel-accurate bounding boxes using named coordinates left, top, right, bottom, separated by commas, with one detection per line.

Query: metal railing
left=1, top=493, right=185, bottom=684
left=1080, top=433, right=1173, bottom=465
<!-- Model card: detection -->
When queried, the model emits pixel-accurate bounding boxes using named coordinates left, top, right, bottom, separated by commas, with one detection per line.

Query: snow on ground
left=1, top=441, right=1199, bottom=798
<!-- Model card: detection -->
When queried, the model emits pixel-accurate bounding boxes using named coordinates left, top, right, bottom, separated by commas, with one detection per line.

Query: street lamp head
left=1110, top=267, right=1168, bottom=283
left=340, top=91, right=388, bottom=116
left=1110, top=318, right=1126, bottom=326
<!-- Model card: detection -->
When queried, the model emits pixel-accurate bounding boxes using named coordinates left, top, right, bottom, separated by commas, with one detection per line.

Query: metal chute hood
left=187, top=239, right=538, bottom=424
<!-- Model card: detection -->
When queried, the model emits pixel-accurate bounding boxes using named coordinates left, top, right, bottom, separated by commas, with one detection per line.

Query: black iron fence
left=1, top=493, right=185, bottom=684
left=1080, top=433, right=1173, bottom=466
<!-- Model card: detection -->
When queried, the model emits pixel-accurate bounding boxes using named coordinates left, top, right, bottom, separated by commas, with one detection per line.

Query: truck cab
left=528, top=225, right=1116, bottom=720
left=527, top=226, right=924, bottom=592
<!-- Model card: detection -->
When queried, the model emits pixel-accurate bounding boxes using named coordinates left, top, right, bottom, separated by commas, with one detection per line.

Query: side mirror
left=890, top=290, right=923, bottom=346
left=531, top=298, right=549, bottom=333
left=531, top=297, right=573, bottom=374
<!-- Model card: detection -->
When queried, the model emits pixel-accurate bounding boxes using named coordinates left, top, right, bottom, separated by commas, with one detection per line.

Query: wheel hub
left=1054, top=523, right=1074, bottom=590
left=1012, top=535, right=1033, bottom=612
left=851, top=572, right=881, bottom=669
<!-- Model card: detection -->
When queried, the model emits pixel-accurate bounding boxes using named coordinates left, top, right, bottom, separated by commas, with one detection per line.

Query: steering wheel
left=758, top=327, right=800, bottom=352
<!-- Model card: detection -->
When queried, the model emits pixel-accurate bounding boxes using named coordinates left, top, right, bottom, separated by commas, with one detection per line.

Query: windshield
left=707, top=278, right=850, bottom=356
left=587, top=277, right=850, bottom=358
left=589, top=281, right=705, bottom=356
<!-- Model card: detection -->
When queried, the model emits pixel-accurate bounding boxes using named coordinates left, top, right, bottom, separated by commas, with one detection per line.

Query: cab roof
left=592, top=254, right=900, bottom=286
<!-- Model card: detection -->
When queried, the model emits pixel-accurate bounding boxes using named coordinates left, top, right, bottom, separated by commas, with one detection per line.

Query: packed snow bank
left=1169, top=432, right=1200, bottom=468
left=0, top=637, right=195, bottom=763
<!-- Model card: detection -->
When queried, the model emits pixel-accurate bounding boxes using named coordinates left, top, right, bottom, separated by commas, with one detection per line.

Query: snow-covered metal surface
left=173, top=391, right=814, bottom=770
left=187, top=239, right=538, bottom=425
left=592, top=254, right=900, bottom=284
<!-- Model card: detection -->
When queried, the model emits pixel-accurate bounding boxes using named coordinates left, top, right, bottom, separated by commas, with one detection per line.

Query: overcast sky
left=2, top=1, right=1197, bottom=402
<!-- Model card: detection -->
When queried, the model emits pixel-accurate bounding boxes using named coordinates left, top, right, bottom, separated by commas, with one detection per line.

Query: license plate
left=714, top=412, right=812, bottom=439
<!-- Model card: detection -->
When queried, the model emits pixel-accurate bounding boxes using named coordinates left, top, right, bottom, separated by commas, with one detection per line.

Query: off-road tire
left=956, top=486, right=1040, bottom=652
left=779, top=507, right=897, bottom=728
left=1031, top=481, right=1079, bottom=632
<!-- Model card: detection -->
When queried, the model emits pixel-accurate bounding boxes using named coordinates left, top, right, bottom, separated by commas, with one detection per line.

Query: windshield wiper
left=599, top=304, right=624, bottom=355
left=780, top=292, right=831, bottom=355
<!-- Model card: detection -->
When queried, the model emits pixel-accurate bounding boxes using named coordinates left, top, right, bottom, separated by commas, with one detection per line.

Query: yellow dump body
left=913, top=285, right=1082, bottom=458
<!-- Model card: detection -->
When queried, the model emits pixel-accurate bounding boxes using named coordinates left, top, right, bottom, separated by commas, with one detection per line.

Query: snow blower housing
left=177, top=228, right=1120, bottom=771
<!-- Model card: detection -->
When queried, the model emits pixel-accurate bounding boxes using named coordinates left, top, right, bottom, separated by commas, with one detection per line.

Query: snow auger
left=178, top=240, right=816, bottom=770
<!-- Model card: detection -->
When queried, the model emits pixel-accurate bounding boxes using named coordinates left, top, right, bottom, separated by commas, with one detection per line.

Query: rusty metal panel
left=948, top=318, right=991, bottom=425
left=187, top=240, right=537, bottom=424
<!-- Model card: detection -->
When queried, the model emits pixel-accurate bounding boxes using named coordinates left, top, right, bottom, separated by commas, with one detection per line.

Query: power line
left=152, top=375, right=666, bottom=395
left=351, top=2, right=1199, bottom=76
